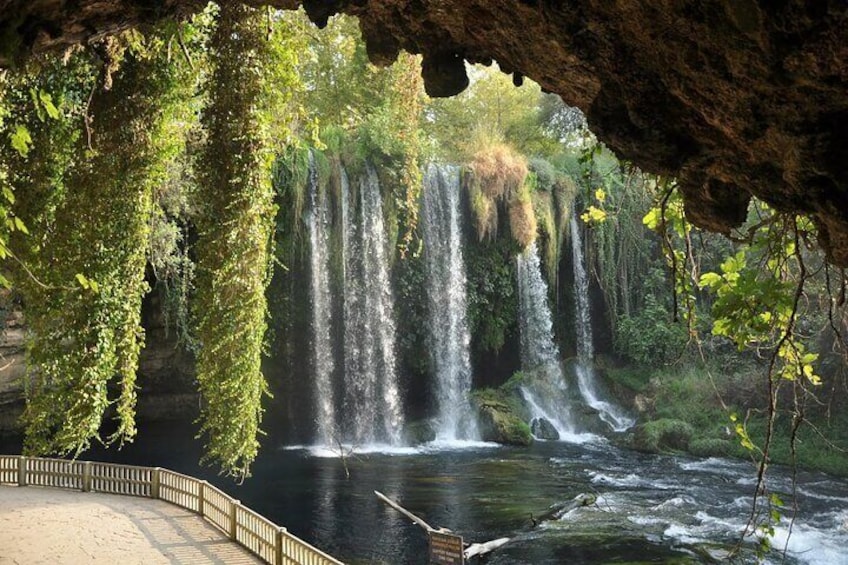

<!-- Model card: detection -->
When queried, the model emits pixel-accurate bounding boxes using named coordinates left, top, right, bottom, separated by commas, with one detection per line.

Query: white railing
left=0, top=455, right=343, bottom=565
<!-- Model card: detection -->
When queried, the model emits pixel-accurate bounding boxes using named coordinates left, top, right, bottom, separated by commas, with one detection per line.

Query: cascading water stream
left=341, top=165, right=404, bottom=445
left=307, top=151, right=336, bottom=445
left=421, top=164, right=479, bottom=441
left=570, top=215, right=634, bottom=432
left=516, top=242, right=577, bottom=438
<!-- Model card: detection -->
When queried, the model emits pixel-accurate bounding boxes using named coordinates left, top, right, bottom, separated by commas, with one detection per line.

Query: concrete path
left=0, top=485, right=261, bottom=564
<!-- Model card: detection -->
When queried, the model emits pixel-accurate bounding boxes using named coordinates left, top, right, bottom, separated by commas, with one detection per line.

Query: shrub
left=635, top=418, right=694, bottom=452
left=614, top=294, right=688, bottom=366
left=689, top=438, right=735, bottom=457
left=528, top=156, right=558, bottom=192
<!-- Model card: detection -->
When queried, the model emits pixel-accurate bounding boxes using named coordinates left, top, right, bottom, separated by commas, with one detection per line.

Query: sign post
left=429, top=531, right=465, bottom=565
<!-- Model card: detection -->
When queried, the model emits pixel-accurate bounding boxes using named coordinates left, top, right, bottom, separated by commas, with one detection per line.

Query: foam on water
left=589, top=471, right=679, bottom=490
left=628, top=515, right=669, bottom=527
left=423, top=439, right=501, bottom=451
left=651, top=495, right=697, bottom=510
left=282, top=440, right=500, bottom=458
left=678, top=457, right=747, bottom=474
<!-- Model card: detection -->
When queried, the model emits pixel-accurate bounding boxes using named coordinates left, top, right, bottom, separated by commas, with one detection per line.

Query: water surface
left=37, top=422, right=845, bottom=564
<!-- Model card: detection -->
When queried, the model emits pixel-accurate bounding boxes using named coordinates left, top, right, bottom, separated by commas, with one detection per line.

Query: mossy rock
left=404, top=419, right=436, bottom=445
left=472, top=388, right=533, bottom=446
left=633, top=418, right=694, bottom=452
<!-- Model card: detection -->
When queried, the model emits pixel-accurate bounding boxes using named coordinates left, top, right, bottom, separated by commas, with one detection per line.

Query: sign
left=429, top=531, right=464, bottom=565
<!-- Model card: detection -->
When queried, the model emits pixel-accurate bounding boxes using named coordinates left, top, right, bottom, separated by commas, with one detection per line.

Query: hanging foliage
left=193, top=3, right=290, bottom=477
left=3, top=33, right=189, bottom=456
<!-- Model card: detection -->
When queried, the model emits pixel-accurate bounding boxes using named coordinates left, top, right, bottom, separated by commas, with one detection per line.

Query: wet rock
left=404, top=419, right=436, bottom=445
left=530, top=417, right=559, bottom=441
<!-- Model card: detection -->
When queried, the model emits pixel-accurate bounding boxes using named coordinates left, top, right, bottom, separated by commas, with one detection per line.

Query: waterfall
left=341, top=165, right=404, bottom=445
left=516, top=242, right=576, bottom=437
left=308, top=151, right=336, bottom=445
left=421, top=164, right=478, bottom=441
left=570, top=215, right=634, bottom=432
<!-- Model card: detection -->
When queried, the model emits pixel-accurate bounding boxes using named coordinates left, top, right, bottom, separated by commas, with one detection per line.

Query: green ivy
left=193, top=4, right=299, bottom=477
left=4, top=34, right=190, bottom=456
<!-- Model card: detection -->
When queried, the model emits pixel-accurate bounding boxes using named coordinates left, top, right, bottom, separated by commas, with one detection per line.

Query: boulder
left=530, top=417, right=559, bottom=441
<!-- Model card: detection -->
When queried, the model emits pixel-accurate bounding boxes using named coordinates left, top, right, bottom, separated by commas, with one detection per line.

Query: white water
left=285, top=439, right=500, bottom=459
left=307, top=151, right=336, bottom=445
left=421, top=164, right=479, bottom=441
left=520, top=387, right=598, bottom=444
left=516, top=242, right=576, bottom=436
left=570, top=215, right=634, bottom=431
left=341, top=165, right=404, bottom=445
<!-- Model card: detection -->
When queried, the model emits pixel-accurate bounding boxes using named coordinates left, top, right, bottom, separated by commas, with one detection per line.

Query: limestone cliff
left=1, top=1, right=847, bottom=263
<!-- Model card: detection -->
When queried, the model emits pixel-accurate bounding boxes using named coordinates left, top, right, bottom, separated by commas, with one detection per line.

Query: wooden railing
left=0, top=455, right=343, bottom=565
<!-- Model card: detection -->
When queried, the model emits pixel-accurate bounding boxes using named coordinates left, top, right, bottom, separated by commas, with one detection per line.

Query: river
left=3, top=422, right=847, bottom=564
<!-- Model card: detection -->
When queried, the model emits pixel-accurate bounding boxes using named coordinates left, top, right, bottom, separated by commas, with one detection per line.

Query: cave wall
left=1, top=1, right=847, bottom=263
left=0, top=287, right=197, bottom=434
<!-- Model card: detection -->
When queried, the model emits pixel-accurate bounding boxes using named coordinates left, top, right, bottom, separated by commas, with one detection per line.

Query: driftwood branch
left=531, top=492, right=597, bottom=525
left=465, top=538, right=511, bottom=558
left=375, top=490, right=597, bottom=560
left=374, top=490, right=435, bottom=532
left=375, top=490, right=509, bottom=560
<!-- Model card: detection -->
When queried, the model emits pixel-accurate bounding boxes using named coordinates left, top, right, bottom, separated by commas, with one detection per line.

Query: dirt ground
left=0, top=485, right=261, bottom=564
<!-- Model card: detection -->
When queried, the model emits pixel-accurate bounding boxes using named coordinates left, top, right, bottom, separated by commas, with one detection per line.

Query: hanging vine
left=193, top=3, right=290, bottom=477
left=2, top=33, right=189, bottom=456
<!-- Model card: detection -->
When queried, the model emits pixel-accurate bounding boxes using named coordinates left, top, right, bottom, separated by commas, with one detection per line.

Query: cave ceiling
left=1, top=0, right=847, bottom=264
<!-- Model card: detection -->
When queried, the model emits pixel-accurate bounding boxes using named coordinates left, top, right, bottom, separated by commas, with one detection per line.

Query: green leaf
left=642, top=208, right=661, bottom=230
left=39, top=91, right=60, bottom=120
left=13, top=216, right=28, bottom=234
left=698, top=272, right=722, bottom=289
left=10, top=124, right=33, bottom=156
left=75, top=273, right=90, bottom=289
left=2, top=186, right=16, bottom=204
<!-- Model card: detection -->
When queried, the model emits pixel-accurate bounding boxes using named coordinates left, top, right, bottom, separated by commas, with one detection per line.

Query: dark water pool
left=4, top=422, right=848, bottom=564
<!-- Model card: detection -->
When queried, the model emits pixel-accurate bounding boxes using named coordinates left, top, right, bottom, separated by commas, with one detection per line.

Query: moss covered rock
left=404, top=419, right=437, bottom=445
left=472, top=388, right=533, bottom=446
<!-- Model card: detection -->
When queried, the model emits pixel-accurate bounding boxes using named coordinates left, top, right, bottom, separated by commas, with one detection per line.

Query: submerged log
left=532, top=492, right=597, bottom=526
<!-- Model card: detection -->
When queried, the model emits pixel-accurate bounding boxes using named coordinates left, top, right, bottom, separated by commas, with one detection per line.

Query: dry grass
left=469, top=143, right=528, bottom=201
left=469, top=185, right=498, bottom=241
left=508, top=190, right=537, bottom=249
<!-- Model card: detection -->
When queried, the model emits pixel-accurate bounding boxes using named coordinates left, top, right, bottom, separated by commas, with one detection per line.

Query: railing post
left=275, top=527, right=285, bottom=565
left=229, top=499, right=240, bottom=541
left=17, top=456, right=26, bottom=487
left=151, top=467, right=160, bottom=499
left=82, top=461, right=92, bottom=492
left=198, top=480, right=207, bottom=516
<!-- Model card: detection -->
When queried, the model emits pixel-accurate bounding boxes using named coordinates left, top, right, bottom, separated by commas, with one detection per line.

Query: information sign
left=428, top=531, right=464, bottom=565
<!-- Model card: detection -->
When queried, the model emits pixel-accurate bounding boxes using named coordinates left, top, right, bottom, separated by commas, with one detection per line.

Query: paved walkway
left=0, top=485, right=261, bottom=564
